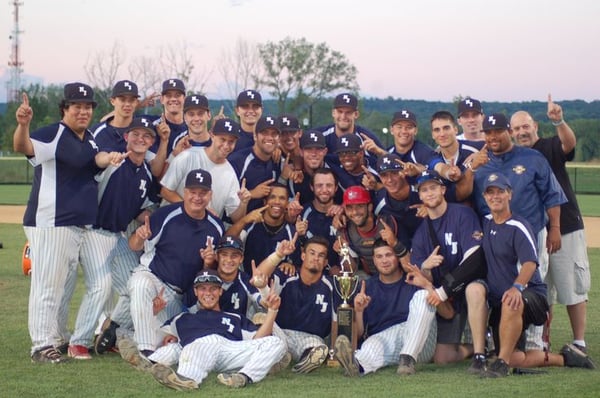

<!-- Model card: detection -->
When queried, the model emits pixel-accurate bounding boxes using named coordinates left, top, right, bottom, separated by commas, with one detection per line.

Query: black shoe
left=95, top=319, right=119, bottom=355
left=561, top=344, right=596, bottom=369
left=467, top=353, right=487, bottom=375
left=397, top=354, right=416, bottom=376
left=31, top=346, right=69, bottom=364
left=573, top=343, right=588, bottom=354
left=482, top=358, right=510, bottom=378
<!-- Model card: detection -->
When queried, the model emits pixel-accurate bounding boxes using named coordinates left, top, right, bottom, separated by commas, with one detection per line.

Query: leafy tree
left=256, top=37, right=359, bottom=115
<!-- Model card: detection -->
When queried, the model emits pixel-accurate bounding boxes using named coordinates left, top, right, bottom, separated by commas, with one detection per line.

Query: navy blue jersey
left=232, top=129, right=255, bottom=153
left=91, top=117, right=130, bottom=152
left=373, top=188, right=422, bottom=250
left=301, top=204, right=340, bottom=267
left=24, top=122, right=101, bottom=227
left=288, top=163, right=343, bottom=206
left=387, top=140, right=441, bottom=185
left=142, top=203, right=224, bottom=292
left=94, top=158, right=153, bottom=232
left=242, top=221, right=298, bottom=271
left=146, top=116, right=187, bottom=158
left=434, top=140, right=484, bottom=203
left=317, top=124, right=382, bottom=169
left=482, top=214, right=546, bottom=306
left=473, top=146, right=567, bottom=233
left=228, top=147, right=281, bottom=212
left=274, top=269, right=339, bottom=338
left=175, top=310, right=257, bottom=347
left=362, top=274, right=420, bottom=336
left=411, top=203, right=483, bottom=287
left=330, top=162, right=380, bottom=195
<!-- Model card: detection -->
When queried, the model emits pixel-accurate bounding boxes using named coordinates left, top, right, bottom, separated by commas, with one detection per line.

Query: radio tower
left=7, top=0, right=24, bottom=103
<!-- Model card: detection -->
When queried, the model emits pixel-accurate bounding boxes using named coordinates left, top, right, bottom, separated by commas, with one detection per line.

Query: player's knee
left=465, top=282, right=486, bottom=301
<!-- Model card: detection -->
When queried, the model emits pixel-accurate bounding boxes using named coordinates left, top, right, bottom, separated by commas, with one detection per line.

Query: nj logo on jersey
left=445, top=232, right=458, bottom=255
left=315, top=294, right=328, bottom=313
left=231, top=292, right=240, bottom=310
left=139, top=179, right=147, bottom=198
left=221, top=317, right=235, bottom=333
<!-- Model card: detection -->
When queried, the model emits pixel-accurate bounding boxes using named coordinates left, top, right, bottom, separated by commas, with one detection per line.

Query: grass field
left=0, top=223, right=599, bottom=397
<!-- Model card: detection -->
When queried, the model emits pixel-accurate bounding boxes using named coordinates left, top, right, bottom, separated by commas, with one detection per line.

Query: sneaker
left=334, top=335, right=360, bottom=377
left=467, top=353, right=487, bottom=375
left=482, top=358, right=510, bottom=378
left=560, top=344, right=596, bottom=369
left=31, top=346, right=69, bottom=364
left=150, top=363, right=198, bottom=391
left=68, top=345, right=92, bottom=360
left=118, top=338, right=153, bottom=371
left=397, top=354, right=416, bottom=376
left=269, top=352, right=292, bottom=375
left=217, top=372, right=249, bottom=388
left=292, top=344, right=328, bottom=373
left=95, top=319, right=118, bottom=355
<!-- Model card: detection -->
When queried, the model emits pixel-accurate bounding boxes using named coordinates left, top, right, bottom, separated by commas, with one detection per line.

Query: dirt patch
left=1, top=205, right=599, bottom=248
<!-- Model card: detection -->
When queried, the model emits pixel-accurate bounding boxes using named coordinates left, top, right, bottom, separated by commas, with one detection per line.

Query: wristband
left=267, top=252, right=283, bottom=268
left=512, top=283, right=525, bottom=292
left=551, top=119, right=564, bottom=126
left=268, top=308, right=279, bottom=313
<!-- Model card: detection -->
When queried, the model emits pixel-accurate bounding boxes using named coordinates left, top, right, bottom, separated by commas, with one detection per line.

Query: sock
left=573, top=340, right=586, bottom=348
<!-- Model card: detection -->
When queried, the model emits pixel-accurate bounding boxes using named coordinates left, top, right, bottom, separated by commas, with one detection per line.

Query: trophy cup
left=329, top=239, right=359, bottom=365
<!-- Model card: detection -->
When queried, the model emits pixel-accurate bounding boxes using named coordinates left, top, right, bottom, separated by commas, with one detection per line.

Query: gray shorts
left=436, top=306, right=467, bottom=345
left=545, top=229, right=590, bottom=305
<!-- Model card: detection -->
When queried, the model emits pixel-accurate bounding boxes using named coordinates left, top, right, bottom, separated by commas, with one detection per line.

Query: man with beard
left=160, top=118, right=250, bottom=223
left=298, top=168, right=344, bottom=273
left=226, top=183, right=299, bottom=271
left=254, top=236, right=340, bottom=374
left=229, top=115, right=282, bottom=213
left=232, top=90, right=263, bottom=152
left=456, top=97, right=485, bottom=142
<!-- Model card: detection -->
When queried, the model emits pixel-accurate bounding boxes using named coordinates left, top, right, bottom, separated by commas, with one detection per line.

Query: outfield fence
left=1, top=157, right=600, bottom=194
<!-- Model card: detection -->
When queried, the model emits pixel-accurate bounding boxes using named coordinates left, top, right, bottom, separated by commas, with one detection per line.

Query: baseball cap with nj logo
left=377, top=153, right=403, bottom=174
left=334, top=93, right=358, bottom=111
left=112, top=80, right=140, bottom=98
left=185, top=168, right=212, bottom=190
left=300, top=129, right=326, bottom=149
left=216, top=235, right=244, bottom=253
left=63, top=82, right=97, bottom=107
left=184, top=94, right=209, bottom=112
left=162, top=78, right=186, bottom=95
left=212, top=118, right=240, bottom=138
left=484, top=172, right=512, bottom=191
left=391, top=110, right=417, bottom=127
left=278, top=114, right=300, bottom=133
left=457, top=97, right=483, bottom=117
left=126, top=117, right=156, bottom=136
left=256, top=116, right=280, bottom=134
left=335, top=134, right=362, bottom=153
left=416, top=170, right=444, bottom=189
left=237, top=90, right=262, bottom=106
left=482, top=113, right=510, bottom=132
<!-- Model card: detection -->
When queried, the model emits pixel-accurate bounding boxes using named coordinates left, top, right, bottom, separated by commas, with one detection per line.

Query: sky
left=1, top=0, right=600, bottom=103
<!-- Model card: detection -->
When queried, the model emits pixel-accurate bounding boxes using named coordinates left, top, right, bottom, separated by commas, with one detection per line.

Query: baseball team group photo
left=0, top=73, right=599, bottom=397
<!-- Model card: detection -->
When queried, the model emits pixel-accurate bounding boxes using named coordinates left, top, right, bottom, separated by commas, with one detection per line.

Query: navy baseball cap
left=278, top=114, right=300, bottom=133
left=194, top=269, right=223, bottom=286
left=111, top=80, right=139, bottom=98
left=216, top=235, right=244, bottom=253
left=212, top=118, right=240, bottom=138
left=185, top=168, right=212, bottom=190
left=237, top=90, right=262, bottom=106
left=416, top=170, right=444, bottom=189
left=63, top=82, right=97, bottom=107
left=300, top=129, right=326, bottom=149
left=482, top=113, right=510, bottom=132
left=184, top=94, right=209, bottom=112
left=484, top=172, right=512, bottom=191
left=334, top=93, right=358, bottom=110
left=458, top=98, right=483, bottom=117
left=125, top=117, right=156, bottom=136
left=377, top=154, right=402, bottom=174
left=391, top=110, right=417, bottom=127
left=255, top=116, right=280, bottom=134
left=335, top=134, right=362, bottom=153
left=162, top=78, right=186, bottom=95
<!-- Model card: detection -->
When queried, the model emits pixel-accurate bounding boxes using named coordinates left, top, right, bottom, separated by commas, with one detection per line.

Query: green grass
left=0, top=223, right=599, bottom=397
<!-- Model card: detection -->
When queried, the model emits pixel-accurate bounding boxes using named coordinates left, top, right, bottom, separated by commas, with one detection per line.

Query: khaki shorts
left=545, top=229, right=591, bottom=305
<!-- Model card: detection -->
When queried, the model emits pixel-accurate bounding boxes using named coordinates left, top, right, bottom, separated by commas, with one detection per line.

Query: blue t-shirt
left=242, top=221, right=298, bottom=271
left=301, top=204, right=340, bottom=268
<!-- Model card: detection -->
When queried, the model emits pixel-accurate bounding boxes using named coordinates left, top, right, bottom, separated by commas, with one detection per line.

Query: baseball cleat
left=397, top=354, right=416, bottom=376
left=95, top=319, right=118, bottom=355
left=269, top=352, right=292, bottom=375
left=118, top=337, right=153, bottom=371
left=334, top=335, right=360, bottom=377
left=217, top=372, right=249, bottom=388
left=67, top=345, right=92, bottom=360
left=561, top=343, right=596, bottom=369
left=151, top=363, right=198, bottom=391
left=467, top=353, right=487, bottom=375
left=292, top=344, right=328, bottom=374
left=481, top=358, right=510, bottom=378
left=31, top=346, right=69, bottom=364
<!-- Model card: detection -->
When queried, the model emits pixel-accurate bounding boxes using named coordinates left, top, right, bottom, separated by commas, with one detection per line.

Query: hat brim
left=185, top=184, right=212, bottom=190
left=301, top=144, right=326, bottom=149
left=184, top=105, right=210, bottom=112
left=126, top=126, right=156, bottom=137
left=391, top=118, right=417, bottom=127
left=112, top=92, right=140, bottom=98
left=162, top=88, right=185, bottom=95
left=66, top=99, right=98, bottom=108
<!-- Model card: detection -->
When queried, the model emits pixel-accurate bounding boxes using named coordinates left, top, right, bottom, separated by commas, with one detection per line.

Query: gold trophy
left=329, top=239, right=359, bottom=365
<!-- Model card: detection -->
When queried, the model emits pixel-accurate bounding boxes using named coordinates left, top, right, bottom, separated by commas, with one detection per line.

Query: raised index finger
left=547, top=93, right=553, bottom=106
left=240, top=178, right=246, bottom=190
left=432, top=245, right=440, bottom=255
left=22, top=92, right=29, bottom=106
left=144, top=215, right=150, bottom=229
left=360, top=280, right=366, bottom=294
left=291, top=232, right=299, bottom=245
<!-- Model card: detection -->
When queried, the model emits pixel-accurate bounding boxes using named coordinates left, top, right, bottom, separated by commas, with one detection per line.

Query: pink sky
left=1, top=0, right=599, bottom=102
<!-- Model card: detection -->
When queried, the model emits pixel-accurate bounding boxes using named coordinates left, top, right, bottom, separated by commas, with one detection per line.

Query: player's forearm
left=454, top=170, right=474, bottom=201
left=253, top=309, right=278, bottom=339
left=256, top=250, right=284, bottom=278
left=229, top=201, right=249, bottom=223
left=555, top=120, right=576, bottom=154
left=160, top=187, right=183, bottom=204
left=354, top=312, right=365, bottom=338
left=129, top=233, right=145, bottom=251
left=13, top=124, right=34, bottom=156
left=546, top=206, right=561, bottom=230
left=150, top=141, right=169, bottom=177
left=225, top=216, right=251, bottom=238
left=514, top=261, right=537, bottom=286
